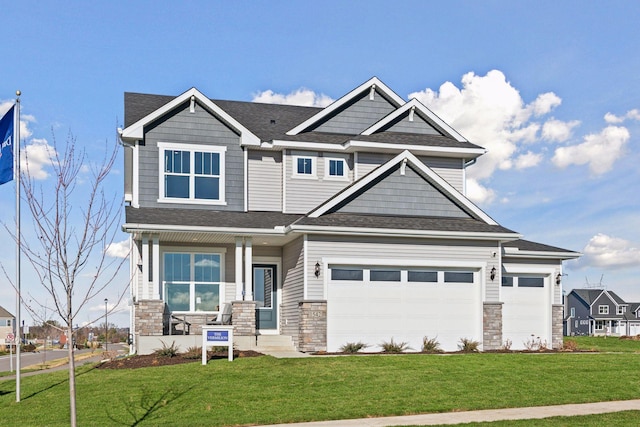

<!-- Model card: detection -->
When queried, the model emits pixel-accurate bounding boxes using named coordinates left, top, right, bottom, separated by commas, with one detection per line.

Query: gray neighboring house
left=564, top=289, right=640, bottom=336
left=119, top=77, right=581, bottom=355
left=0, top=305, right=15, bottom=344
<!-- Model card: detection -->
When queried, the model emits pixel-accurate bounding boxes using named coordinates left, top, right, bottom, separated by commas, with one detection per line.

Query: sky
left=1, top=1, right=639, bottom=327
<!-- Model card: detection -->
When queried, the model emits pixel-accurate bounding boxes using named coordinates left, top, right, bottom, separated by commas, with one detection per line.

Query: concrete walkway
left=255, top=399, right=640, bottom=426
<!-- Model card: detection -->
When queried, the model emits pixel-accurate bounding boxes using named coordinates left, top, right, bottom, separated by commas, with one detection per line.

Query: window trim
left=157, top=142, right=227, bottom=205
left=598, top=305, right=609, bottom=315
left=161, top=247, right=226, bottom=314
left=324, top=157, right=348, bottom=181
left=292, top=155, right=317, bottom=179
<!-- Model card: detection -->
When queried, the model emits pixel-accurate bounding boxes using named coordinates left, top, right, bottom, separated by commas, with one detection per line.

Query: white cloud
left=542, top=118, right=581, bottom=142
left=514, top=151, right=542, bottom=169
left=465, top=178, right=496, bottom=204
left=552, top=125, right=629, bottom=175
left=1, top=100, right=34, bottom=139
left=604, top=109, right=640, bottom=124
left=252, top=88, right=334, bottom=107
left=105, top=239, right=130, bottom=259
left=21, top=138, right=57, bottom=180
left=579, top=233, right=640, bottom=269
left=409, top=70, right=561, bottom=190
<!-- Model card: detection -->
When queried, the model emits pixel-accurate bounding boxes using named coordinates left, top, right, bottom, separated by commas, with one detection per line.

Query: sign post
left=201, top=326, right=234, bottom=364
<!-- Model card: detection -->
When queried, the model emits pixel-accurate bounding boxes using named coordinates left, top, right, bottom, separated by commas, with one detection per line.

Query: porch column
left=141, top=235, right=149, bottom=299
left=152, top=235, right=160, bottom=299
left=235, top=237, right=244, bottom=300
left=244, top=237, right=253, bottom=300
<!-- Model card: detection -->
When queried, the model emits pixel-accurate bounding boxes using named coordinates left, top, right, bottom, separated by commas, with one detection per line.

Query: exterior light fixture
left=490, top=266, right=497, bottom=281
left=314, top=262, right=321, bottom=278
left=556, top=273, right=562, bottom=286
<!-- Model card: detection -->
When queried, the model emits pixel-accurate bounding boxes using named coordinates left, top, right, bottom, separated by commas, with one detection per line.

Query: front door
left=254, top=264, right=277, bottom=330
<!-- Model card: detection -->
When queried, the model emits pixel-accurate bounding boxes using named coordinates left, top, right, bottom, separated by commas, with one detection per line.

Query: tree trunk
left=67, top=323, right=77, bottom=427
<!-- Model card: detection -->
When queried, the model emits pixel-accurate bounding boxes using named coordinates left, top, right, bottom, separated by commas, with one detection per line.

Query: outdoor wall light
left=314, top=262, right=321, bottom=278
left=490, top=266, right=497, bottom=281
left=556, top=273, right=562, bottom=286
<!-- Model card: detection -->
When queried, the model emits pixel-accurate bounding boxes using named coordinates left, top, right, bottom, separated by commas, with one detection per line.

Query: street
left=0, top=347, right=94, bottom=372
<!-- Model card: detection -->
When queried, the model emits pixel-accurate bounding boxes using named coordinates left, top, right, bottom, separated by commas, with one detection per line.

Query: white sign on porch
left=201, top=326, right=234, bottom=364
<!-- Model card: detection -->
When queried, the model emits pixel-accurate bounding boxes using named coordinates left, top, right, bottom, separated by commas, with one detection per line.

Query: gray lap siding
left=138, top=103, right=245, bottom=210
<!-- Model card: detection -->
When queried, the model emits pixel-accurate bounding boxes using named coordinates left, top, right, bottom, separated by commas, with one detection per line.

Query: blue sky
left=1, top=1, right=639, bottom=327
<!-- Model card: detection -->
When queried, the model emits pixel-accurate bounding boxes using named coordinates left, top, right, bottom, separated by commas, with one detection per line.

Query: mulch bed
left=97, top=350, right=263, bottom=369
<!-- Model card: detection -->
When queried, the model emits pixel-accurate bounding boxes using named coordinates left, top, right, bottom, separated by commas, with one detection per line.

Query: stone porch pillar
left=552, top=304, right=564, bottom=349
left=298, top=300, right=327, bottom=353
left=483, top=302, right=503, bottom=350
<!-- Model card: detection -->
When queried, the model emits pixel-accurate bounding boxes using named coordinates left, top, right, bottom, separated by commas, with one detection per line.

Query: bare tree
left=11, top=132, right=127, bottom=427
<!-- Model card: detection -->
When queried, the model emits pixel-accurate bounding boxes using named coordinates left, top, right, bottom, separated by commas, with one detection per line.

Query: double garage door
left=326, top=266, right=483, bottom=352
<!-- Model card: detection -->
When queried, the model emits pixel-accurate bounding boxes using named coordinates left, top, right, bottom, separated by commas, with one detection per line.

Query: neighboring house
left=564, top=289, right=640, bottom=336
left=0, top=305, right=15, bottom=344
left=119, top=77, right=581, bottom=355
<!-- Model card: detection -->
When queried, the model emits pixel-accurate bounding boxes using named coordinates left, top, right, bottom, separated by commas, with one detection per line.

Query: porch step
left=236, top=335, right=309, bottom=358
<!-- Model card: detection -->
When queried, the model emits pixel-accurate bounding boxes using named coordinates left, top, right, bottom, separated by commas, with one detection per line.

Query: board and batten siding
left=312, top=90, right=397, bottom=135
left=248, top=150, right=282, bottom=211
left=138, top=103, right=245, bottom=210
left=284, top=150, right=354, bottom=214
left=334, top=165, right=470, bottom=218
left=281, top=237, right=305, bottom=345
left=306, top=236, right=499, bottom=301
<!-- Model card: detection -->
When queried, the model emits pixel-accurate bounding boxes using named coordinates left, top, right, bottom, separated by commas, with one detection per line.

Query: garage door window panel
left=408, top=270, right=438, bottom=283
left=518, top=277, right=544, bottom=288
left=370, top=269, right=401, bottom=282
left=444, top=271, right=474, bottom=283
left=331, top=268, right=364, bottom=281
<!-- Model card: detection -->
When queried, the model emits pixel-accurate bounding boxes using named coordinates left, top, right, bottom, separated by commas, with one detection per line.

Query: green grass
left=1, top=348, right=640, bottom=426
left=567, top=336, right=640, bottom=353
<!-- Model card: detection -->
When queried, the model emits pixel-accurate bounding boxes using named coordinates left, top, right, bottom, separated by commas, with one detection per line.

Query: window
left=331, top=268, right=363, bottom=281
left=325, top=158, right=347, bottom=179
left=501, top=276, right=514, bottom=287
left=158, top=143, right=226, bottom=204
left=570, top=307, right=575, bottom=317
left=599, top=305, right=609, bottom=315
left=408, top=270, right=438, bottom=283
left=595, top=320, right=605, bottom=330
left=444, top=271, right=474, bottom=283
left=518, top=277, right=544, bottom=288
left=163, top=252, right=222, bottom=312
left=617, top=306, right=626, bottom=315
left=370, top=269, right=401, bottom=282
left=293, top=155, right=316, bottom=178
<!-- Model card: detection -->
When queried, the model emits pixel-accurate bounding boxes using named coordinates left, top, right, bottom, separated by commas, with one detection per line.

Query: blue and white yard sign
left=202, top=326, right=234, bottom=363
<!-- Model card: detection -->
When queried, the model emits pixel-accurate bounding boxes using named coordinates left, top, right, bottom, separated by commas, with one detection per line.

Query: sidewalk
left=255, top=399, right=640, bottom=426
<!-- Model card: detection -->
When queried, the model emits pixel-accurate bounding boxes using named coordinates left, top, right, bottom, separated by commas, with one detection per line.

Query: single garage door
left=501, top=276, right=550, bottom=350
left=327, top=266, right=483, bottom=352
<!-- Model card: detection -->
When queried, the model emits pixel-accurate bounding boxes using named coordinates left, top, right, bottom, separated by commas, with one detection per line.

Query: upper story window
left=599, top=305, right=609, bottom=315
left=325, top=158, right=347, bottom=179
left=570, top=307, right=576, bottom=317
left=292, top=155, right=316, bottom=179
left=617, top=306, right=626, bottom=315
left=158, top=143, right=226, bottom=205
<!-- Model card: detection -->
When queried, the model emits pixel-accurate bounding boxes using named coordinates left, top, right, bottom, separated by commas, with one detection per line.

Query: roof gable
left=308, top=150, right=497, bottom=224
left=120, top=88, right=260, bottom=146
left=286, top=77, right=405, bottom=135
left=329, top=162, right=472, bottom=219
left=362, top=98, right=468, bottom=143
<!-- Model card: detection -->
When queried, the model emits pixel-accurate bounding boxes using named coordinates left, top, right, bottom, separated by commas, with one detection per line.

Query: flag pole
left=15, top=90, right=21, bottom=403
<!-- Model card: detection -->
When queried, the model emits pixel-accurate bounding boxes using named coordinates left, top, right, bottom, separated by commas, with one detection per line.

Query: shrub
left=421, top=336, right=442, bottom=353
left=380, top=338, right=410, bottom=353
left=339, top=342, right=369, bottom=353
left=21, top=343, right=37, bottom=352
left=153, top=341, right=180, bottom=358
left=562, top=339, right=578, bottom=352
left=500, top=339, right=513, bottom=351
left=458, top=338, right=479, bottom=352
left=182, top=346, right=202, bottom=359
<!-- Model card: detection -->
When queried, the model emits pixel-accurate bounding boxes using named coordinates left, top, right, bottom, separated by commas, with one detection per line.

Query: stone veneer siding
left=134, top=300, right=165, bottom=336
left=232, top=301, right=256, bottom=336
left=298, top=300, right=327, bottom=352
left=483, top=302, right=503, bottom=350
left=552, top=304, right=564, bottom=349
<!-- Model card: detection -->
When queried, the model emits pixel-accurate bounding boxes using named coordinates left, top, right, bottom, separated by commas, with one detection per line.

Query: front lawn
left=1, top=348, right=640, bottom=426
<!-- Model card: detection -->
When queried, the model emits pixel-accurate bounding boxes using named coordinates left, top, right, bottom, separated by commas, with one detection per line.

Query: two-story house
left=119, top=77, right=580, bottom=355
left=564, top=289, right=640, bottom=336
left=0, top=305, right=15, bottom=346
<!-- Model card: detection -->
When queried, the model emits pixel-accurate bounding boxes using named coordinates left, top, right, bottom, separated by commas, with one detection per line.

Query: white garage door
left=327, top=266, right=483, bottom=352
left=502, top=276, right=550, bottom=350
left=629, top=323, right=640, bottom=336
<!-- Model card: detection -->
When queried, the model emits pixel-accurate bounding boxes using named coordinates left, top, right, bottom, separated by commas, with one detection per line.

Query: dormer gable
left=286, top=77, right=405, bottom=136
left=361, top=98, right=468, bottom=143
